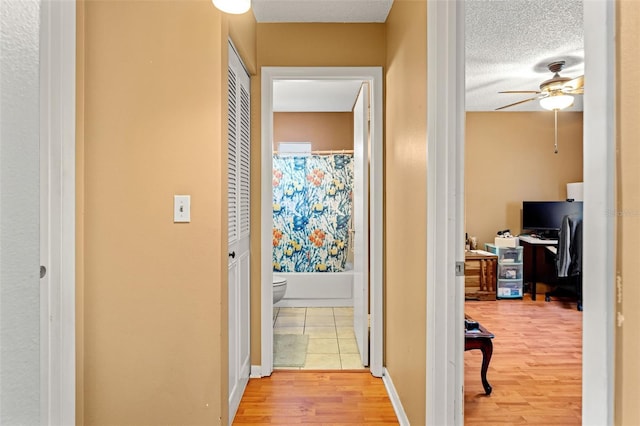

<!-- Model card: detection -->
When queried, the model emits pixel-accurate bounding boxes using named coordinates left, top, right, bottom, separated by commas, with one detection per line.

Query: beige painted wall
left=616, top=1, right=640, bottom=424
left=385, top=1, right=427, bottom=424
left=273, top=112, right=354, bottom=152
left=251, top=23, right=386, bottom=363
left=78, top=1, right=256, bottom=424
left=466, top=112, right=584, bottom=248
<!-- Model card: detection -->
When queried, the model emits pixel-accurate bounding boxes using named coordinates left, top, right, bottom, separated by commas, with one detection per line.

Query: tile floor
left=273, top=307, right=366, bottom=370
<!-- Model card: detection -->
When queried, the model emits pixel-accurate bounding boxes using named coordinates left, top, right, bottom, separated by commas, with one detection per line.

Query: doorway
left=463, top=0, right=585, bottom=422
left=0, top=1, right=76, bottom=423
left=426, top=1, right=615, bottom=424
left=260, top=67, right=384, bottom=378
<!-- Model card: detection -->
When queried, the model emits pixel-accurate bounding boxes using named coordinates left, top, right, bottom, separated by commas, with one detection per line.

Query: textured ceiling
left=263, top=0, right=584, bottom=112
left=252, top=0, right=393, bottom=23
left=466, top=0, right=584, bottom=111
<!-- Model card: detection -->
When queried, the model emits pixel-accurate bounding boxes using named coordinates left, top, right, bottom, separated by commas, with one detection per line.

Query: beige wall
left=616, top=1, right=640, bottom=424
left=385, top=1, right=427, bottom=424
left=78, top=1, right=256, bottom=424
left=257, top=23, right=386, bottom=67
left=251, top=23, right=386, bottom=363
left=466, top=112, right=584, bottom=247
left=273, top=112, right=354, bottom=152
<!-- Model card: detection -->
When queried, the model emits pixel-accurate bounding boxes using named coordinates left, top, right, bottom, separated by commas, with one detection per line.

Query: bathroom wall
left=274, top=112, right=354, bottom=152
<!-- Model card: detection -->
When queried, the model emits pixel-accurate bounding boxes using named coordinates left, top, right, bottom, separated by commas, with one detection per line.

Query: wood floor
left=233, top=370, right=398, bottom=425
left=465, top=298, right=582, bottom=425
left=234, top=298, right=582, bottom=425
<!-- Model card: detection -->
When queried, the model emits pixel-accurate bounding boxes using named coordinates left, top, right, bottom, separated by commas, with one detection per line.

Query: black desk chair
left=545, top=213, right=583, bottom=311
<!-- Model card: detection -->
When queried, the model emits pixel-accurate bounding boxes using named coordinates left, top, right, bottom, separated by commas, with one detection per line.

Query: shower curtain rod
left=273, top=149, right=354, bottom=155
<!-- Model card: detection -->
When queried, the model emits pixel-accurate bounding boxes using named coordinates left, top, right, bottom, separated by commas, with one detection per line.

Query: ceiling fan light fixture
left=212, top=0, right=250, bottom=14
left=540, top=94, right=574, bottom=111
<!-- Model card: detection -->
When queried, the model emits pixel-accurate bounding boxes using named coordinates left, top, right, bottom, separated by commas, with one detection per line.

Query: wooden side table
left=464, top=250, right=498, bottom=300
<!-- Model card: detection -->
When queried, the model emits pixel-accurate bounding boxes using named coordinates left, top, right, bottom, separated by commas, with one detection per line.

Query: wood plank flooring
left=233, top=371, right=398, bottom=425
left=234, top=298, right=582, bottom=425
left=465, top=299, right=582, bottom=425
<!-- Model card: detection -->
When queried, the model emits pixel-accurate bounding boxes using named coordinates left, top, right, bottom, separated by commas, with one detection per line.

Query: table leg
left=479, top=339, right=493, bottom=395
left=531, top=244, right=537, bottom=300
left=465, top=338, right=494, bottom=395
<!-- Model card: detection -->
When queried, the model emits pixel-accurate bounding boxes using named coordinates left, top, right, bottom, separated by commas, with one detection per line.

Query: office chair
left=545, top=213, right=583, bottom=311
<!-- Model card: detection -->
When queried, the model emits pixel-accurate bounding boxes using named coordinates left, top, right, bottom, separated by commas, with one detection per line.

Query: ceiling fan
left=496, top=60, right=584, bottom=153
left=496, top=60, right=584, bottom=111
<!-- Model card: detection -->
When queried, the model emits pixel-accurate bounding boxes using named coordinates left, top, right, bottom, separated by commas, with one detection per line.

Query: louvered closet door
left=227, top=42, right=251, bottom=424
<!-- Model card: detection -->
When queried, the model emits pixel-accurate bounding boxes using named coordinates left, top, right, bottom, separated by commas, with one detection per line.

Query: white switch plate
left=174, top=195, right=191, bottom=223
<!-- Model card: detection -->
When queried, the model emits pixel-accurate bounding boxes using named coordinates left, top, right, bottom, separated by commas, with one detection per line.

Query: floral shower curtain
left=272, top=154, right=353, bottom=272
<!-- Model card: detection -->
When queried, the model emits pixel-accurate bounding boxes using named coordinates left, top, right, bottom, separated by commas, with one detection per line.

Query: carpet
left=273, top=334, right=309, bottom=367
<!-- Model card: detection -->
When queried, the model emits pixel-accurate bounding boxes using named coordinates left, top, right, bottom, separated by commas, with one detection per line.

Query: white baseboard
left=383, top=368, right=410, bottom=426
left=250, top=365, right=263, bottom=378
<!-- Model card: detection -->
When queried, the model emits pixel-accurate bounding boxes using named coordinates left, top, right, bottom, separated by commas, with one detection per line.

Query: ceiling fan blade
left=563, top=87, right=584, bottom=95
left=498, top=90, right=541, bottom=94
left=495, top=95, right=543, bottom=111
left=563, top=75, right=584, bottom=91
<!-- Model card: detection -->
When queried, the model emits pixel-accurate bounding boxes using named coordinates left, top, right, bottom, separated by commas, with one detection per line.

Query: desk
left=519, top=235, right=557, bottom=300
left=465, top=315, right=494, bottom=395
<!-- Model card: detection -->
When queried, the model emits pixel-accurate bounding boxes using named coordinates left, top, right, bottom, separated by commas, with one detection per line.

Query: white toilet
left=273, top=275, right=288, bottom=304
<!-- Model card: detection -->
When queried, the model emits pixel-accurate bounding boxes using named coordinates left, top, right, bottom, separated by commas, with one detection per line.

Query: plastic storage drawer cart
left=485, top=243, right=524, bottom=299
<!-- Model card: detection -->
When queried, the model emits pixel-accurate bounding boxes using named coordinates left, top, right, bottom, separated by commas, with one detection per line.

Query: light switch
left=174, top=195, right=191, bottom=223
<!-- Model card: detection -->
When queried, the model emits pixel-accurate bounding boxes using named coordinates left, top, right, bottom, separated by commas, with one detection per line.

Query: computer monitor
left=522, top=201, right=583, bottom=238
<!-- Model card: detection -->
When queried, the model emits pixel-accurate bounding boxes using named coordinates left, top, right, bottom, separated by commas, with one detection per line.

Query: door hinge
left=455, top=261, right=465, bottom=276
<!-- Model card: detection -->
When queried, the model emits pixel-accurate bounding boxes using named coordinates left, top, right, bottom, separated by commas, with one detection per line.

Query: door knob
left=229, top=251, right=236, bottom=259
left=40, top=265, right=47, bottom=279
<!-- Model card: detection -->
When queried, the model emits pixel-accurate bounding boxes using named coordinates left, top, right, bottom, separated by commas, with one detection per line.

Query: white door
left=227, top=42, right=251, bottom=424
left=352, top=84, right=369, bottom=366
left=1, top=2, right=42, bottom=423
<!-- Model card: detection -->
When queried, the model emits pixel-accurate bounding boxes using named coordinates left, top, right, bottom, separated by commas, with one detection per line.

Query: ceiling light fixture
left=212, top=0, right=250, bottom=14
left=539, top=93, right=574, bottom=111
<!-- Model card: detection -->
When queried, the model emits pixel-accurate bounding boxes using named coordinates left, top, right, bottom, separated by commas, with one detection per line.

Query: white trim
left=40, top=0, right=76, bottom=424
left=382, top=368, right=409, bottom=426
left=261, top=67, right=384, bottom=378
left=250, top=365, right=262, bottom=379
left=582, top=1, right=615, bottom=424
left=426, top=1, right=465, bottom=425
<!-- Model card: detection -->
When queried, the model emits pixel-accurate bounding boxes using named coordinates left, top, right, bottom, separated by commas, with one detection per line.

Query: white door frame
left=425, top=1, right=466, bottom=424
left=40, top=0, right=76, bottom=423
left=426, top=0, right=615, bottom=424
left=260, top=67, right=384, bottom=378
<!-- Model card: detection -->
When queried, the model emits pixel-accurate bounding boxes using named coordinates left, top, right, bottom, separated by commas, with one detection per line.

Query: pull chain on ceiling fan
left=496, top=61, right=585, bottom=153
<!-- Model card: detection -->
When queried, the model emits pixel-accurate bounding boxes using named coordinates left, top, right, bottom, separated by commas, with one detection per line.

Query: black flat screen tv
left=522, top=201, right=583, bottom=238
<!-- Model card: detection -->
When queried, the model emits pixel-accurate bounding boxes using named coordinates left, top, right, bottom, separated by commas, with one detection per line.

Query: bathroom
left=269, top=79, right=369, bottom=369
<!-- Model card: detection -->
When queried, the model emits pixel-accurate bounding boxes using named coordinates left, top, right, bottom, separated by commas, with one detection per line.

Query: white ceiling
left=252, top=0, right=393, bottom=23
left=274, top=80, right=363, bottom=112
left=261, top=0, right=584, bottom=113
